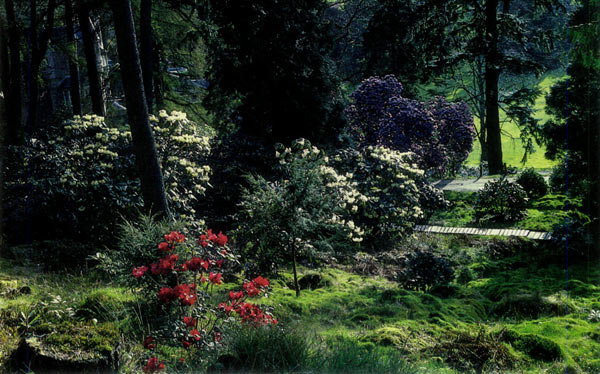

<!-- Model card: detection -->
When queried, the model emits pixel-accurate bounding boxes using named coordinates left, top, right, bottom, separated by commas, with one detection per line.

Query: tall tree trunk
left=140, top=0, right=153, bottom=112
left=291, top=243, right=300, bottom=297
left=65, top=0, right=81, bottom=115
left=110, top=0, right=169, bottom=218
left=476, top=57, right=488, bottom=163
left=4, top=0, right=23, bottom=145
left=27, top=0, right=56, bottom=132
left=78, top=8, right=104, bottom=116
left=153, top=39, right=164, bottom=108
left=0, top=9, right=8, bottom=256
left=484, top=0, right=503, bottom=174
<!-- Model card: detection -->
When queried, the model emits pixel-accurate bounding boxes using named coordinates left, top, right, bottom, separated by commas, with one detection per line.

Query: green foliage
left=4, top=113, right=210, bottom=245
left=516, top=168, right=548, bottom=200
left=220, top=326, right=415, bottom=374
left=200, top=0, right=343, bottom=144
left=219, top=325, right=313, bottom=372
left=237, top=139, right=362, bottom=273
left=475, top=179, right=529, bottom=223
left=93, top=214, right=191, bottom=285
left=549, top=215, right=594, bottom=261
left=76, top=288, right=134, bottom=323
left=397, top=250, right=455, bottom=291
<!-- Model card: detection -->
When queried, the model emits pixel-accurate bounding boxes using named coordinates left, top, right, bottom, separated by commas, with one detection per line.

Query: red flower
left=158, top=287, right=176, bottom=303
left=229, top=291, right=244, bottom=300
left=214, top=232, right=228, bottom=246
left=207, top=229, right=218, bottom=242
left=215, top=332, right=222, bottom=342
left=198, top=234, right=209, bottom=248
left=132, top=266, right=148, bottom=278
left=252, top=276, right=270, bottom=288
left=143, top=357, right=165, bottom=373
left=158, top=242, right=170, bottom=252
left=164, top=231, right=185, bottom=243
left=183, top=316, right=197, bottom=327
left=143, top=336, right=155, bottom=350
left=184, top=257, right=209, bottom=271
left=219, top=302, right=234, bottom=314
left=209, top=272, right=222, bottom=285
left=174, top=284, right=197, bottom=306
left=190, top=329, right=202, bottom=341
left=156, top=254, right=179, bottom=274
left=182, top=340, right=192, bottom=349
left=243, top=282, right=260, bottom=296
left=216, top=259, right=224, bottom=268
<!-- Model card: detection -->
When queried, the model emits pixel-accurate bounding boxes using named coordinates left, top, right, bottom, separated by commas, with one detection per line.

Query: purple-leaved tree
left=346, top=75, right=475, bottom=175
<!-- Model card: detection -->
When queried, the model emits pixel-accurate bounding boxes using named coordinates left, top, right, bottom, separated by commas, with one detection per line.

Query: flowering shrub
left=4, top=112, right=211, bottom=244
left=129, top=229, right=276, bottom=373
left=4, top=115, right=138, bottom=243
left=237, top=139, right=365, bottom=279
left=474, top=179, right=528, bottom=223
left=332, top=146, right=424, bottom=248
left=151, top=110, right=211, bottom=218
left=345, top=75, right=475, bottom=176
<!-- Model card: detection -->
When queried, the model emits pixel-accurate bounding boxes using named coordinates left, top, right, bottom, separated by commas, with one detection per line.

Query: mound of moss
left=10, top=321, right=120, bottom=372
left=500, top=329, right=563, bottom=362
left=76, top=287, right=134, bottom=322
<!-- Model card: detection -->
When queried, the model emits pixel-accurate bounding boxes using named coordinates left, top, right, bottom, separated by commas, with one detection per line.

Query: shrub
left=102, top=223, right=276, bottom=373
left=550, top=214, right=594, bottom=261
left=4, top=112, right=211, bottom=245
left=332, top=146, right=424, bottom=249
left=345, top=75, right=475, bottom=176
left=397, top=250, right=455, bottom=291
left=474, top=179, right=528, bottom=222
left=516, top=168, right=548, bottom=200
left=236, top=139, right=366, bottom=280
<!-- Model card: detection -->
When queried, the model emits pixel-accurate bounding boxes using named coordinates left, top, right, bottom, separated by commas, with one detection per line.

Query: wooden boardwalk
left=414, top=225, right=552, bottom=240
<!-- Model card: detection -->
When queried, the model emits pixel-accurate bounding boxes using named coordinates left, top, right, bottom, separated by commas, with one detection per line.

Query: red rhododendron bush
left=124, top=227, right=276, bottom=373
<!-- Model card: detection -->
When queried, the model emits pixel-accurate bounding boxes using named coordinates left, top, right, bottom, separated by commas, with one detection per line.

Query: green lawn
left=428, top=191, right=581, bottom=232
left=465, top=73, right=564, bottom=170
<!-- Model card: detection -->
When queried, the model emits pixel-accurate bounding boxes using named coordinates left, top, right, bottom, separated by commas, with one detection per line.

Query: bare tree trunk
left=78, top=7, right=105, bottom=116
left=484, top=0, right=503, bottom=174
left=0, top=9, right=8, bottom=256
left=27, top=0, right=56, bottom=132
left=110, top=0, right=169, bottom=218
left=65, top=0, right=81, bottom=115
left=292, top=243, right=300, bottom=297
left=4, top=0, right=23, bottom=145
left=140, top=0, right=153, bottom=112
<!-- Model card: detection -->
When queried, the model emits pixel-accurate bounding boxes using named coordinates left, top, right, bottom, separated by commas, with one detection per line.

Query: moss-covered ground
left=1, top=235, right=598, bottom=373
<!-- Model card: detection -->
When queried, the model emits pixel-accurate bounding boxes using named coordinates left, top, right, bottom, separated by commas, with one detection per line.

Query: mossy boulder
left=500, top=329, right=563, bottom=362
left=10, top=321, right=120, bottom=372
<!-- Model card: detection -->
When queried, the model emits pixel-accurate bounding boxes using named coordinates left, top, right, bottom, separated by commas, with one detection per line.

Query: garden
left=0, top=0, right=599, bottom=373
